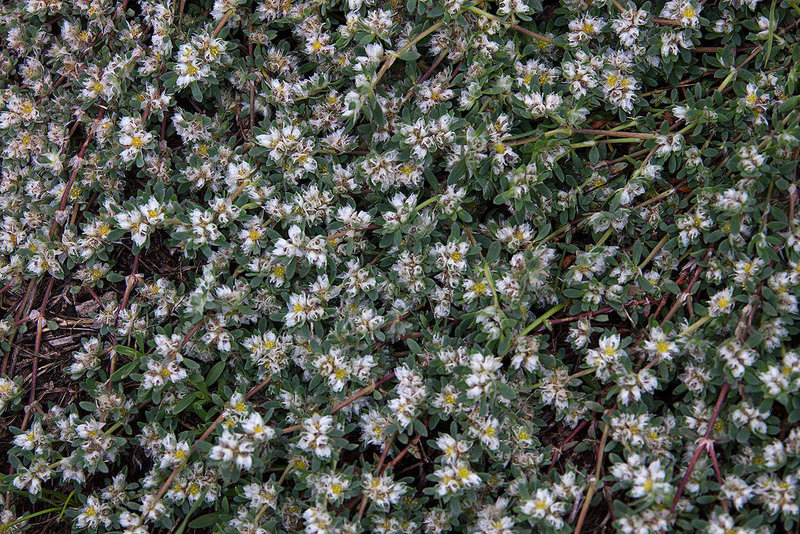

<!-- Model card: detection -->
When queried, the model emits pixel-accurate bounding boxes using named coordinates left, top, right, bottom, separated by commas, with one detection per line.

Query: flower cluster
left=0, top=0, right=798, bottom=532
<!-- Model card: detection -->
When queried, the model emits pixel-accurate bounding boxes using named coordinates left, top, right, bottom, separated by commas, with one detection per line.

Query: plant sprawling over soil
left=0, top=0, right=799, bottom=532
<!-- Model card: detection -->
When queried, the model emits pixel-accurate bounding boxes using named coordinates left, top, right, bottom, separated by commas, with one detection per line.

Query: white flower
left=520, top=488, right=566, bottom=528
left=718, top=339, right=756, bottom=378
left=642, top=327, right=678, bottom=362
left=631, top=460, right=671, bottom=501
left=586, top=334, right=625, bottom=381
left=708, top=287, right=734, bottom=317
left=118, top=117, right=154, bottom=163
left=209, top=430, right=254, bottom=470
left=75, top=495, right=112, bottom=529
left=297, top=413, right=334, bottom=458
left=241, top=412, right=276, bottom=441
left=361, top=472, right=407, bottom=510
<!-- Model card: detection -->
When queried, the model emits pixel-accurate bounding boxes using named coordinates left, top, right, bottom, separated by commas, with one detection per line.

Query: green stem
left=483, top=263, right=500, bottom=308
left=764, top=0, right=777, bottom=68
left=568, top=138, right=642, bottom=149
left=592, top=227, right=614, bottom=250
left=717, top=68, right=738, bottom=93
left=174, top=490, right=208, bottom=534
left=373, top=21, right=444, bottom=87
left=676, top=121, right=698, bottom=136
left=515, top=302, right=567, bottom=341
left=681, top=314, right=712, bottom=337
left=545, top=127, right=572, bottom=137
left=0, top=507, right=63, bottom=532
left=610, top=119, right=640, bottom=131
left=465, top=5, right=554, bottom=43
left=573, top=129, right=657, bottom=139
left=59, top=491, right=74, bottom=518
left=103, top=421, right=123, bottom=437
left=412, top=195, right=440, bottom=214
left=638, top=235, right=669, bottom=270
left=539, top=222, right=572, bottom=243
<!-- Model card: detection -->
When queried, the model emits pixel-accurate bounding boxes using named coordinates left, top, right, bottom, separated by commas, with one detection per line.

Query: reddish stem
left=155, top=375, right=273, bottom=502
left=377, top=433, right=397, bottom=475
left=547, top=420, right=589, bottom=475
left=669, top=381, right=730, bottom=514
left=549, top=297, right=657, bottom=326
left=2, top=280, right=36, bottom=376
left=388, top=434, right=420, bottom=470
left=50, top=107, right=105, bottom=236
left=328, top=224, right=380, bottom=242
left=282, top=371, right=397, bottom=433
left=83, top=285, right=106, bottom=310
left=181, top=318, right=206, bottom=348
left=29, top=277, right=55, bottom=406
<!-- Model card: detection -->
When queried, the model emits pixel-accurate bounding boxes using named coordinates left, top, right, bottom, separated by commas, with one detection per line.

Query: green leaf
left=171, top=394, right=196, bottom=415
left=486, top=241, right=501, bottom=262
left=206, top=361, right=226, bottom=388
left=396, top=50, right=420, bottom=61
left=413, top=417, right=428, bottom=437
left=188, top=513, right=220, bottom=529
left=109, top=360, right=139, bottom=382
left=495, top=381, right=518, bottom=400
left=191, top=82, right=203, bottom=102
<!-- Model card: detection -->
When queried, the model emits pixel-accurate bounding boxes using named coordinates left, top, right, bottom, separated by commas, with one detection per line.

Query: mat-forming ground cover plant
left=0, top=0, right=799, bottom=532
